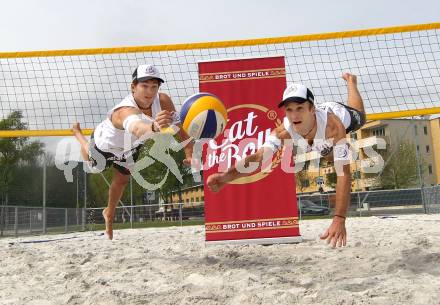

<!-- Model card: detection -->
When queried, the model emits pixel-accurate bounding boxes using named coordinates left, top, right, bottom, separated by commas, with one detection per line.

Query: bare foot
left=342, top=73, right=357, bottom=84
left=72, top=122, right=83, bottom=136
left=102, top=208, right=114, bottom=240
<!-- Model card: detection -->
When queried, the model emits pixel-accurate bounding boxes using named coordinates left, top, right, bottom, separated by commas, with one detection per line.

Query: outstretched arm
left=207, top=147, right=270, bottom=192
left=112, top=107, right=156, bottom=138
left=320, top=124, right=351, bottom=248
left=207, top=128, right=285, bottom=192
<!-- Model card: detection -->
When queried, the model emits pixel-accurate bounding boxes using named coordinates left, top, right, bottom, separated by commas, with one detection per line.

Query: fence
left=297, top=187, right=428, bottom=218
left=0, top=202, right=205, bottom=237
left=0, top=206, right=86, bottom=237
left=422, top=185, right=440, bottom=213
left=1, top=187, right=440, bottom=238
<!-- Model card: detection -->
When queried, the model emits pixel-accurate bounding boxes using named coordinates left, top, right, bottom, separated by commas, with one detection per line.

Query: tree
left=0, top=111, right=44, bottom=204
left=135, top=137, right=192, bottom=204
left=375, top=140, right=422, bottom=189
left=296, top=169, right=311, bottom=193
left=325, top=171, right=338, bottom=189
left=0, top=111, right=44, bottom=235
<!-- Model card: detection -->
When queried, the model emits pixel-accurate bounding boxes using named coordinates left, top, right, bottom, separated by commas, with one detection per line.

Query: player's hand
left=342, top=73, right=357, bottom=84
left=155, top=110, right=173, bottom=129
left=207, top=173, right=226, bottom=193
left=319, top=216, right=347, bottom=248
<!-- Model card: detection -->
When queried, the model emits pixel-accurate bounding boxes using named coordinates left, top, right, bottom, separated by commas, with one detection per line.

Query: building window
left=196, top=197, right=199, bottom=202
left=414, top=125, right=418, bottom=135
left=417, top=145, right=420, bottom=152
left=424, top=126, right=428, bottom=135
left=304, top=180, right=310, bottom=187
left=351, top=133, right=358, bottom=140
left=426, top=145, right=430, bottom=153
left=372, top=127, right=385, bottom=136
left=429, top=165, right=433, bottom=175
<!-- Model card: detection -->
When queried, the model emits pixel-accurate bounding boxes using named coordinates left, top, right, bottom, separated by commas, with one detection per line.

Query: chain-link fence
left=0, top=203, right=205, bottom=237
left=297, top=187, right=427, bottom=219
left=422, top=185, right=440, bottom=213
left=85, top=203, right=205, bottom=230
left=0, top=206, right=86, bottom=237
left=3, top=186, right=440, bottom=238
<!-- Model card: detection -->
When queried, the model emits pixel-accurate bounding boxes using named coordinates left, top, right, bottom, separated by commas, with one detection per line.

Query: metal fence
left=86, top=202, right=205, bottom=230
left=297, top=187, right=428, bottom=218
left=0, top=203, right=205, bottom=237
left=423, top=185, right=440, bottom=214
left=0, top=206, right=86, bottom=237
left=2, top=187, right=440, bottom=238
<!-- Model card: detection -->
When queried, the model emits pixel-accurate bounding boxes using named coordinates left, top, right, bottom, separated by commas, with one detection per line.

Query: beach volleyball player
left=207, top=73, right=366, bottom=248
left=72, top=64, right=194, bottom=240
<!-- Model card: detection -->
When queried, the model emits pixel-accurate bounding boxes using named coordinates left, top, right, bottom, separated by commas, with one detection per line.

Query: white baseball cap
left=132, top=64, right=164, bottom=83
left=278, top=83, right=314, bottom=108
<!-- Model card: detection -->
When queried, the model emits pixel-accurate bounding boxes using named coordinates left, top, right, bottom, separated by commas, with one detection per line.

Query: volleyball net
left=0, top=22, right=439, bottom=137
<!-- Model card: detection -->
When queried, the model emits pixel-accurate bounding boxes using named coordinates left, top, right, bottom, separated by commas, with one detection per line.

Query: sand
left=1, top=214, right=440, bottom=305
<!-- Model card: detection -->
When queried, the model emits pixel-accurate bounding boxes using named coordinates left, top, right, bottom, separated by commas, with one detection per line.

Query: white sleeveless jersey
left=93, top=94, right=161, bottom=158
left=263, top=102, right=351, bottom=157
left=283, top=107, right=333, bottom=157
left=316, top=102, right=351, bottom=130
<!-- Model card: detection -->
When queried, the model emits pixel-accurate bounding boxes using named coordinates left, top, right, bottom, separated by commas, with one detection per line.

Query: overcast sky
left=0, top=0, right=439, bottom=52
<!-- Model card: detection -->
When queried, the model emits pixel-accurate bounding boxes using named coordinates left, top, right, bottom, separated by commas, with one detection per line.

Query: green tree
left=376, top=140, right=422, bottom=189
left=0, top=111, right=44, bottom=205
left=325, top=172, right=338, bottom=188
left=296, top=169, right=311, bottom=193
left=135, top=137, right=192, bottom=204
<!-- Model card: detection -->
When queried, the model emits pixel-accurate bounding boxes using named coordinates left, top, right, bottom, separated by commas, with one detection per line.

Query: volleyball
left=179, top=92, right=228, bottom=139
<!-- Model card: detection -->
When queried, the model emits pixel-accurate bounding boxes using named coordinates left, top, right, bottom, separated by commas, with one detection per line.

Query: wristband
left=333, top=214, right=346, bottom=220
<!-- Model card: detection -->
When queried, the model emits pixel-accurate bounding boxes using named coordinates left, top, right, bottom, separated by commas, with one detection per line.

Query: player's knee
left=113, top=172, right=130, bottom=186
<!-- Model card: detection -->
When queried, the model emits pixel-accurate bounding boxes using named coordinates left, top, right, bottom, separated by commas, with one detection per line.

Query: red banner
left=199, top=56, right=302, bottom=244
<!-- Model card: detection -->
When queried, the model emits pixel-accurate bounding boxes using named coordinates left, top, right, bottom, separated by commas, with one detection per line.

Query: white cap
left=132, top=64, right=164, bottom=83
left=278, top=83, right=314, bottom=108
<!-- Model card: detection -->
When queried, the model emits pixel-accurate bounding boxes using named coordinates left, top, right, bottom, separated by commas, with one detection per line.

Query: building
left=170, top=184, right=204, bottom=207
left=296, top=116, right=440, bottom=193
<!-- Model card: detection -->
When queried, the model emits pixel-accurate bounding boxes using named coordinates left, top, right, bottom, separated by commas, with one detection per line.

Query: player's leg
left=343, top=73, right=365, bottom=116
left=72, top=123, right=91, bottom=161
left=342, top=73, right=366, bottom=131
left=102, top=168, right=130, bottom=240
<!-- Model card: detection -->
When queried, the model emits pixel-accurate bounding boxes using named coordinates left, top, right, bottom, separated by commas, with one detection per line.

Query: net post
left=14, top=207, right=18, bottom=236
left=65, top=208, right=68, bottom=233
left=42, top=156, right=47, bottom=234
left=130, top=177, right=133, bottom=229
left=83, top=170, right=87, bottom=231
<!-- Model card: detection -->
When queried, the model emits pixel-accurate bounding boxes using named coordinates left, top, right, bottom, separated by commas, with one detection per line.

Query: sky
left=0, top=0, right=439, bottom=53
left=0, top=0, right=439, bottom=160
